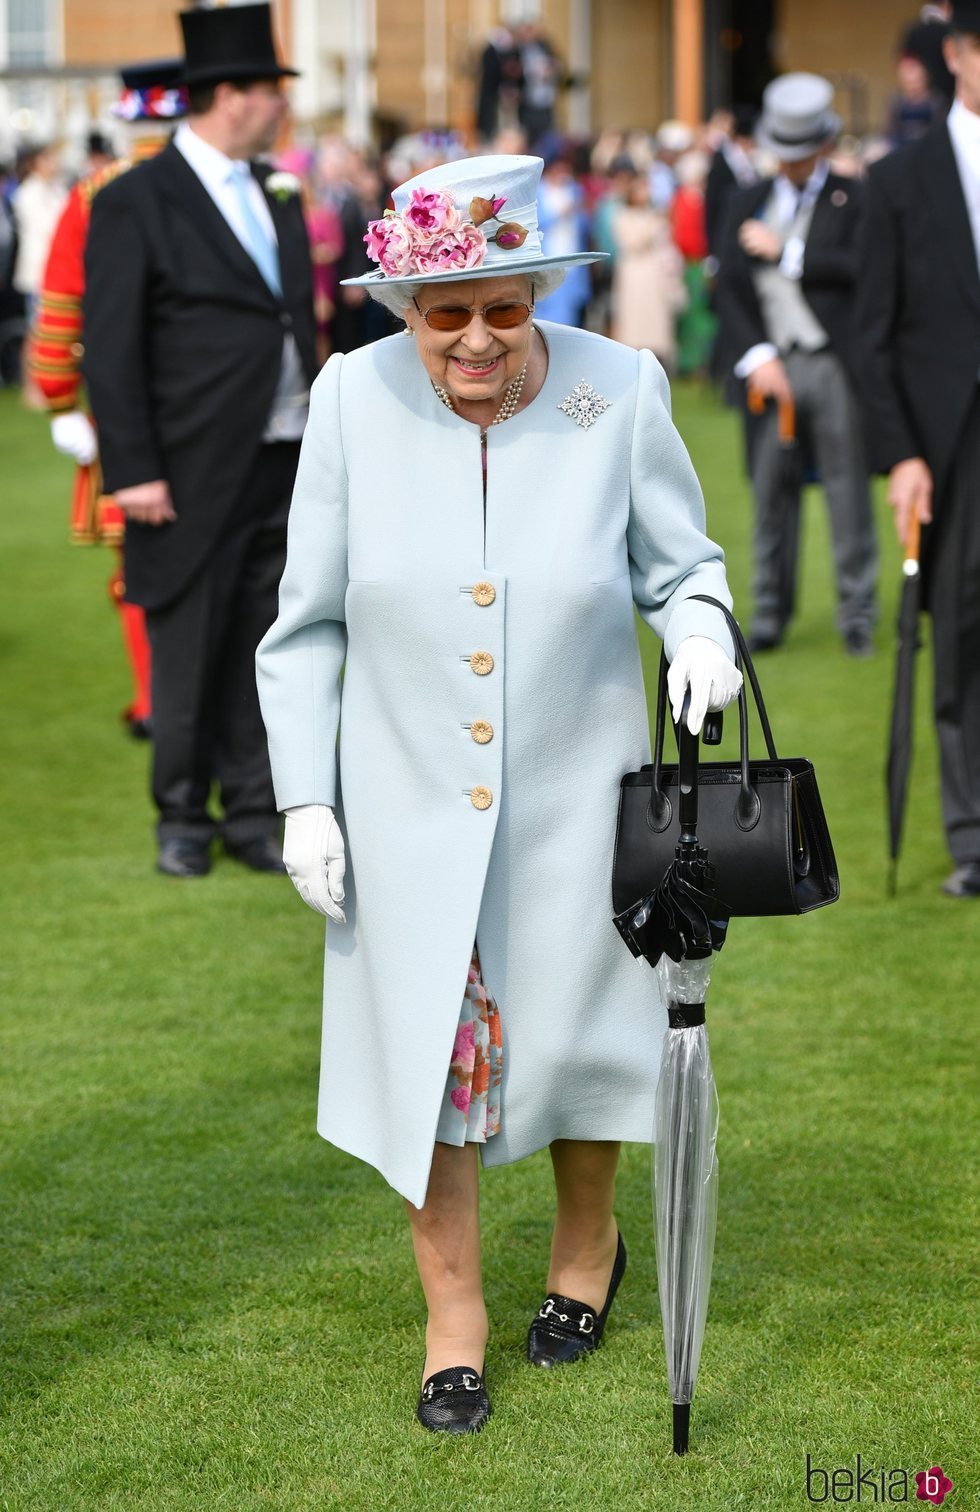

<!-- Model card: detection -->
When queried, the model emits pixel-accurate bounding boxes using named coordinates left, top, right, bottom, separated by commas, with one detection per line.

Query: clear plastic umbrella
left=654, top=952, right=719, bottom=1455
left=612, top=694, right=727, bottom=1453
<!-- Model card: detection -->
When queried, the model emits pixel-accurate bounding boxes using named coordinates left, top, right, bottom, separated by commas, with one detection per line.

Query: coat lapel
left=808, top=173, right=847, bottom=241
left=919, top=126, right=980, bottom=316
left=154, top=142, right=279, bottom=307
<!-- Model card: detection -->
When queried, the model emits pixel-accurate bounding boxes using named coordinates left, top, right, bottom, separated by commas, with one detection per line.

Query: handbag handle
left=649, top=596, right=780, bottom=833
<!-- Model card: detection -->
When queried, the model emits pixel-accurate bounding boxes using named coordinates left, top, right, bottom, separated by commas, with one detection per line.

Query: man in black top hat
left=858, top=1, right=980, bottom=896
left=84, top=3, right=317, bottom=878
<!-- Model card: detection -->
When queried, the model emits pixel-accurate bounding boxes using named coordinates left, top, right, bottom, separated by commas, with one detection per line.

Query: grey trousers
left=928, top=397, right=980, bottom=864
left=749, top=348, right=877, bottom=640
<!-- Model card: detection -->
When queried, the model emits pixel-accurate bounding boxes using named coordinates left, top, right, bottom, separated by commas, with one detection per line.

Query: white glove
left=51, top=411, right=98, bottom=465
left=668, top=635, right=743, bottom=736
left=282, top=804, right=347, bottom=922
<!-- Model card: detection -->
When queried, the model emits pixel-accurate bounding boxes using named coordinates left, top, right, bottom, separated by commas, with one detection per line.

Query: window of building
left=7, top=0, right=58, bottom=67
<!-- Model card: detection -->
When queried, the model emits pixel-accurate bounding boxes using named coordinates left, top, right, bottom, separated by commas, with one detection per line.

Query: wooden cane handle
left=777, top=396, right=796, bottom=445
left=905, top=511, right=922, bottom=566
left=747, top=387, right=765, bottom=415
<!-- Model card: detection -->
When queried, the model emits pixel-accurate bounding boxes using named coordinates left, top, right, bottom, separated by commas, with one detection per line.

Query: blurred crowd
left=4, top=0, right=979, bottom=894
left=0, top=4, right=959, bottom=388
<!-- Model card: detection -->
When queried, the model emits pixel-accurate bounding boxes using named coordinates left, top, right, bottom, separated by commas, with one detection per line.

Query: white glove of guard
left=51, top=411, right=98, bottom=465
left=282, top=804, right=347, bottom=922
left=667, top=635, right=743, bottom=736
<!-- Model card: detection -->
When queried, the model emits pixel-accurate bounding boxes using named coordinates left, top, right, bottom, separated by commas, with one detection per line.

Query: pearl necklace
left=433, top=363, right=528, bottom=438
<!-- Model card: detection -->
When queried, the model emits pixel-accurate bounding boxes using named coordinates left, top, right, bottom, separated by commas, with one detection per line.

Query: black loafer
left=527, top=1232, right=627, bottom=1367
left=416, top=1365, right=491, bottom=1434
left=747, top=631, right=783, bottom=654
left=224, top=836, right=287, bottom=874
left=942, top=861, right=980, bottom=897
left=157, top=838, right=211, bottom=878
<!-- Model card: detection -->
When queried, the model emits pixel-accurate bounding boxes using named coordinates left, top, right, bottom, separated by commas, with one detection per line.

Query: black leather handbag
left=612, top=597, right=840, bottom=918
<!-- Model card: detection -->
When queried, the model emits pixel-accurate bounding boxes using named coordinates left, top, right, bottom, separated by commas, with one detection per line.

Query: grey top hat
left=756, top=73, right=840, bottom=162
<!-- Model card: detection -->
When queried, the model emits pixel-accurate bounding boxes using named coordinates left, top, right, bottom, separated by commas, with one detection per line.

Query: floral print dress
left=434, top=947, right=503, bottom=1144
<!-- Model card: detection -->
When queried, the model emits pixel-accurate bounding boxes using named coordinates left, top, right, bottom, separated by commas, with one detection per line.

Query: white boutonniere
left=266, top=170, right=302, bottom=202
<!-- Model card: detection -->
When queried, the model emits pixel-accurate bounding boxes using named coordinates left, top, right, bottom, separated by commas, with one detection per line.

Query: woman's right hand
left=282, top=805, right=347, bottom=922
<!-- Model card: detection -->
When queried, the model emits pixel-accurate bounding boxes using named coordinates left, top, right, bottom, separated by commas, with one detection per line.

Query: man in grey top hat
left=716, top=72, right=878, bottom=656
left=858, top=1, right=980, bottom=896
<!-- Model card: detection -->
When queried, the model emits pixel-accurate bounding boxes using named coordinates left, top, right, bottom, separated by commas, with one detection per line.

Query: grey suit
left=717, top=172, right=877, bottom=646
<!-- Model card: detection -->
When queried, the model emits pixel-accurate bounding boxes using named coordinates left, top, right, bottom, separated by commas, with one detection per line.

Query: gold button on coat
left=470, top=720, right=493, bottom=744
left=470, top=786, right=493, bottom=810
left=472, top=581, right=496, bottom=606
left=470, top=650, right=494, bottom=675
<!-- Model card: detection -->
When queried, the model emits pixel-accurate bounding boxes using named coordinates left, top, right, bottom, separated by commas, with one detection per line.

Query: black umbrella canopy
left=613, top=700, right=730, bottom=968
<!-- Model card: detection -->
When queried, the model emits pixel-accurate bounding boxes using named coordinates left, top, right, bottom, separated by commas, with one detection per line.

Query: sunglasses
left=412, top=298, right=534, bottom=333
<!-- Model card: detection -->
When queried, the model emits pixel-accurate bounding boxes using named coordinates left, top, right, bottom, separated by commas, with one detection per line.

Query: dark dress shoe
left=844, top=629, right=874, bottom=659
left=125, top=714, right=153, bottom=741
left=942, top=861, right=980, bottom=897
left=416, top=1365, right=490, bottom=1434
left=527, top=1232, right=627, bottom=1367
left=157, top=838, right=211, bottom=878
left=224, top=836, right=287, bottom=874
left=747, top=630, right=782, bottom=653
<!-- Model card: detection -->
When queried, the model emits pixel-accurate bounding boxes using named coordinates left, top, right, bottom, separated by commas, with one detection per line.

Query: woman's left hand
left=667, top=636, right=743, bottom=735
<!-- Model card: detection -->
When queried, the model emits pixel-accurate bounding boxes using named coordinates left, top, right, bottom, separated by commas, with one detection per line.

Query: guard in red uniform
left=27, top=60, right=189, bottom=738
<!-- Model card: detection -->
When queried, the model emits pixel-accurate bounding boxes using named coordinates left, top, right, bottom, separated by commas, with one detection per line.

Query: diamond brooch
left=557, top=379, right=610, bottom=430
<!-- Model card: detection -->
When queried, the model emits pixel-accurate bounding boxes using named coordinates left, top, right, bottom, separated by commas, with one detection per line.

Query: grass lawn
left=0, top=382, right=975, bottom=1511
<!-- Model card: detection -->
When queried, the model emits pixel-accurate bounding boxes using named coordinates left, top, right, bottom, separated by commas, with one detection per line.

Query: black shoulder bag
left=612, top=596, right=840, bottom=918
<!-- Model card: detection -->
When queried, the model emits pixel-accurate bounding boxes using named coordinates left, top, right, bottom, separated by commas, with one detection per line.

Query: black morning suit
left=715, top=171, right=877, bottom=643
left=716, top=171, right=866, bottom=385
left=705, top=149, right=738, bottom=263
left=83, top=142, right=317, bottom=847
left=858, top=125, right=980, bottom=865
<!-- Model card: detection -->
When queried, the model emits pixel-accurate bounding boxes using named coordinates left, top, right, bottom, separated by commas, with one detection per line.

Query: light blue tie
left=228, top=161, right=282, bottom=297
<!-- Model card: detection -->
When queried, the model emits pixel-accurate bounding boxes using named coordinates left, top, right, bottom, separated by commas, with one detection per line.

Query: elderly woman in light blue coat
left=256, top=155, right=742, bottom=1435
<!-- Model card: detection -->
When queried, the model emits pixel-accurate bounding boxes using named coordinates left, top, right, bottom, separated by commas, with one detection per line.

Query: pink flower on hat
left=414, top=222, right=487, bottom=274
left=403, top=187, right=462, bottom=238
left=363, top=213, right=415, bottom=277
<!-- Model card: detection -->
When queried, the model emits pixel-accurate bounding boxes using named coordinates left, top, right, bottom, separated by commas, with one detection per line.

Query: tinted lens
left=423, top=306, right=473, bottom=332
left=484, top=302, right=531, bottom=329
left=422, top=302, right=531, bottom=332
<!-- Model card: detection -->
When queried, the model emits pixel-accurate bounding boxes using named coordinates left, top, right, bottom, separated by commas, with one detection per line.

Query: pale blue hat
left=340, top=153, right=606, bottom=287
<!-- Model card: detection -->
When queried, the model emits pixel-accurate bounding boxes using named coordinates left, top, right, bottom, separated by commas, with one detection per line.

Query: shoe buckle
left=578, top=1311, right=595, bottom=1335
left=539, top=1297, right=570, bottom=1322
left=461, top=1372, right=481, bottom=1392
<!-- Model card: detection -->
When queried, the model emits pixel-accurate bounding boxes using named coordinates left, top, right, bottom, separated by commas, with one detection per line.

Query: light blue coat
left=256, top=321, right=733, bottom=1208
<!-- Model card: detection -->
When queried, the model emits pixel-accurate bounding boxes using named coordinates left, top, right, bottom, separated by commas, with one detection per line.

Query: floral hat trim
left=364, top=187, right=530, bottom=279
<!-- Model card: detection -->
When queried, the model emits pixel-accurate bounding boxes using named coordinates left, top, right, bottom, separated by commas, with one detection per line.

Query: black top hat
left=119, top=58, right=185, bottom=93
left=179, top=4, right=299, bottom=88
left=951, top=2, right=980, bottom=33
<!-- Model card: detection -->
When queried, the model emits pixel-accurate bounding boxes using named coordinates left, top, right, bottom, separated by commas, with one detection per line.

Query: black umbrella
left=886, top=512, right=923, bottom=894
left=612, top=697, right=730, bottom=1454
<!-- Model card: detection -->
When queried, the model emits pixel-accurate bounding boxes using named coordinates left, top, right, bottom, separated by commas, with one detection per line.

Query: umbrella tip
left=672, top=1402, right=691, bottom=1455
left=887, top=860, right=897, bottom=898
